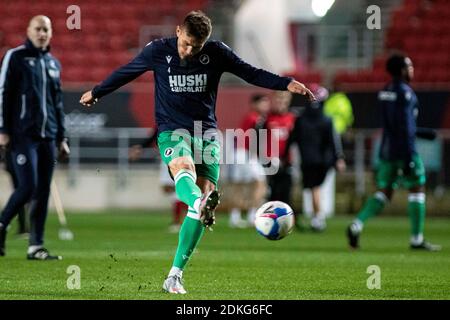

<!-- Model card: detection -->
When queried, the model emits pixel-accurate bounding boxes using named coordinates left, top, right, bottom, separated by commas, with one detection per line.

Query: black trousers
left=5, top=151, right=28, bottom=233
left=268, top=165, right=293, bottom=207
left=0, top=136, right=56, bottom=246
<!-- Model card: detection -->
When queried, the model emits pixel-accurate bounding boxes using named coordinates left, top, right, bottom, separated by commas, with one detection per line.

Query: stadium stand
left=0, top=0, right=208, bottom=83
left=1, top=1, right=448, bottom=87
left=335, top=0, right=450, bottom=86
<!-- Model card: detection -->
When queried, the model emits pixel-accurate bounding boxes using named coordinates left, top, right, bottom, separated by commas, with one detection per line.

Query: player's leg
left=5, top=151, right=29, bottom=235
left=347, top=159, right=396, bottom=249
left=163, top=179, right=219, bottom=294
left=310, top=186, right=325, bottom=232
left=347, top=188, right=392, bottom=249
left=169, top=156, right=203, bottom=211
left=162, top=132, right=220, bottom=294
left=246, top=159, right=267, bottom=226
left=158, top=131, right=203, bottom=212
left=162, top=185, right=177, bottom=232
left=307, top=166, right=329, bottom=232
left=227, top=150, right=250, bottom=228
left=169, top=176, right=217, bottom=276
left=354, top=189, right=392, bottom=226
left=195, top=136, right=221, bottom=227
left=0, top=140, right=37, bottom=256
left=27, top=140, right=61, bottom=260
left=268, top=173, right=281, bottom=202
left=282, top=167, right=293, bottom=206
left=162, top=155, right=204, bottom=292
left=16, top=207, right=28, bottom=236
left=405, top=155, right=440, bottom=251
left=269, top=165, right=293, bottom=206
left=247, top=179, right=267, bottom=226
left=229, top=182, right=248, bottom=228
left=160, top=162, right=186, bottom=233
left=172, top=197, right=187, bottom=233
left=267, top=165, right=284, bottom=202
left=163, top=156, right=203, bottom=294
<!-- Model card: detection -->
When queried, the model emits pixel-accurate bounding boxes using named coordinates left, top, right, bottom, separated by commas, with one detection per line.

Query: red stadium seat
left=62, top=68, right=86, bottom=83
left=2, top=19, right=25, bottom=33
left=4, top=34, right=26, bottom=47
left=335, top=0, right=450, bottom=86
left=88, top=67, right=113, bottom=83
left=55, top=34, right=78, bottom=50
left=106, top=36, right=127, bottom=51
left=85, top=34, right=104, bottom=50
left=433, top=70, right=448, bottom=82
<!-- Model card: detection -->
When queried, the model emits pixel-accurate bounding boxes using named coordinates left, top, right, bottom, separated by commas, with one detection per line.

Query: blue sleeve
left=398, top=90, right=416, bottom=161
left=0, top=50, right=18, bottom=134
left=218, top=42, right=292, bottom=90
left=92, top=42, right=155, bottom=99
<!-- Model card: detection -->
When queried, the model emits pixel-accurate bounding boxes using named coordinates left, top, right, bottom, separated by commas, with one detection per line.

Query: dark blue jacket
left=378, top=80, right=418, bottom=161
left=0, top=39, right=66, bottom=142
left=92, top=38, right=292, bottom=135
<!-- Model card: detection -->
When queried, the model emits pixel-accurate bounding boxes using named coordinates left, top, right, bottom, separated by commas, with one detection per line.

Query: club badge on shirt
left=199, top=54, right=209, bottom=65
left=17, top=154, right=27, bottom=165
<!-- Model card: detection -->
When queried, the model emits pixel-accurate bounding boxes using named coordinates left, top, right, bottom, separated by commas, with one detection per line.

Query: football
left=254, top=201, right=295, bottom=240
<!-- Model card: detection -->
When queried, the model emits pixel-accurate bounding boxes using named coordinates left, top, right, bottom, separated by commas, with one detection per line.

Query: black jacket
left=0, top=39, right=65, bottom=142
left=286, top=105, right=344, bottom=168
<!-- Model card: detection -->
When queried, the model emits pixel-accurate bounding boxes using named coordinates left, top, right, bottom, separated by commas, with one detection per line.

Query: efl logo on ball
left=254, top=201, right=294, bottom=240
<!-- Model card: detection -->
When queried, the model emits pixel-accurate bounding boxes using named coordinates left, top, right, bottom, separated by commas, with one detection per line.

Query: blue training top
left=0, top=39, right=65, bottom=141
left=92, top=37, right=292, bottom=134
left=378, top=80, right=418, bottom=161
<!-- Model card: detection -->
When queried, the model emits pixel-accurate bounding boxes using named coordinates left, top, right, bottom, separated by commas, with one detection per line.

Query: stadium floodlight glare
left=311, top=0, right=335, bottom=17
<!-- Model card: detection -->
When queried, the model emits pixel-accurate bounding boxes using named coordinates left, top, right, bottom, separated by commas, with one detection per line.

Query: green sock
left=408, top=193, right=426, bottom=236
left=172, top=214, right=205, bottom=269
left=357, top=192, right=387, bottom=223
left=174, top=169, right=202, bottom=211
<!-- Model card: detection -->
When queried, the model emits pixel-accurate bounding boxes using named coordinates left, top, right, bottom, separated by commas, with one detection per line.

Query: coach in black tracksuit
left=285, top=85, right=345, bottom=232
left=0, top=16, right=69, bottom=259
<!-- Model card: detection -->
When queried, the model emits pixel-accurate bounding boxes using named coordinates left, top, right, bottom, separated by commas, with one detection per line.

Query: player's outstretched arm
left=80, top=43, right=154, bottom=107
left=219, top=42, right=316, bottom=101
left=80, top=90, right=98, bottom=107
left=287, top=80, right=316, bottom=102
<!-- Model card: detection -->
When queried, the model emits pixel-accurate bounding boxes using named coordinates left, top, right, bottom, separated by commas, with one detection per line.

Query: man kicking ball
left=80, top=11, right=315, bottom=294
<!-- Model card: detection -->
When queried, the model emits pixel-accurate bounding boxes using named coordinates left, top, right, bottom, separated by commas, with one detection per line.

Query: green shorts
left=375, top=154, right=426, bottom=190
left=157, top=130, right=221, bottom=186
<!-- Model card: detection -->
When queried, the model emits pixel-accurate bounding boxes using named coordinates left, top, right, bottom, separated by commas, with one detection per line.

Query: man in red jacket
left=265, top=91, right=296, bottom=207
left=227, top=94, right=270, bottom=227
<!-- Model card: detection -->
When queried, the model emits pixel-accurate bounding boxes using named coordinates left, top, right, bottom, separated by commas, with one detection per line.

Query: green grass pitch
left=0, top=211, right=449, bottom=300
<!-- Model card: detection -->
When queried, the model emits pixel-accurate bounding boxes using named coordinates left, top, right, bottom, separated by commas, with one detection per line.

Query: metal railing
left=65, top=128, right=450, bottom=191
left=66, top=127, right=159, bottom=187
